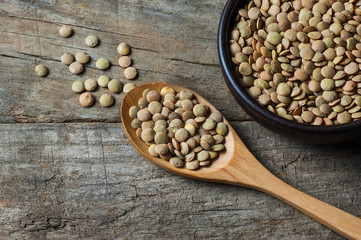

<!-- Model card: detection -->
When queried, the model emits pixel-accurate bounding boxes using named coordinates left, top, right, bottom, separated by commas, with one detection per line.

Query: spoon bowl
left=121, top=82, right=361, bottom=239
left=121, top=82, right=236, bottom=179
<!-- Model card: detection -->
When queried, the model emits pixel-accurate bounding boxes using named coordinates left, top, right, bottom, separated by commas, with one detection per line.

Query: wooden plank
left=0, top=0, right=247, bottom=123
left=0, top=122, right=359, bottom=239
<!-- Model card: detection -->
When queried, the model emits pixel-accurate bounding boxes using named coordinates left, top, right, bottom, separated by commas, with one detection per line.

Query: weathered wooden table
left=0, top=1, right=360, bottom=239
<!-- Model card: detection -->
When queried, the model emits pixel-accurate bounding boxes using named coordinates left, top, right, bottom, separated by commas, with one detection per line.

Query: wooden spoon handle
left=255, top=170, right=361, bottom=239
left=221, top=140, right=361, bottom=239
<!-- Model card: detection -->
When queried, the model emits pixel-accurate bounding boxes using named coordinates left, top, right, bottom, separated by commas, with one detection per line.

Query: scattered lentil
left=108, top=79, right=123, bottom=93
left=96, top=58, right=110, bottom=70
left=59, top=25, right=72, bottom=38
left=123, top=83, right=136, bottom=93
left=72, top=81, right=85, bottom=93
left=69, top=62, right=83, bottom=75
left=118, top=56, right=132, bottom=68
left=97, top=75, right=110, bottom=88
left=84, top=79, right=98, bottom=92
left=85, top=35, right=98, bottom=47
left=60, top=53, right=75, bottom=65
left=79, top=92, right=94, bottom=107
left=124, top=67, right=137, bottom=80
left=117, top=42, right=131, bottom=55
left=99, top=93, right=114, bottom=107
left=35, top=64, right=48, bottom=77
left=75, top=52, right=90, bottom=64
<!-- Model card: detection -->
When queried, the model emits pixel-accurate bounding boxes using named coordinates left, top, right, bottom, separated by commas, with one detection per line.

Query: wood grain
left=0, top=123, right=360, bottom=240
left=0, top=0, right=360, bottom=239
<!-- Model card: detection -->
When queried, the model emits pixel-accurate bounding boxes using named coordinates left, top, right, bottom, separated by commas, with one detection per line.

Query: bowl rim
left=217, top=0, right=361, bottom=134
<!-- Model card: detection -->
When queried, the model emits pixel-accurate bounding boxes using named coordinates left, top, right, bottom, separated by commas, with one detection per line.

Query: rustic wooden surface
left=0, top=0, right=360, bottom=239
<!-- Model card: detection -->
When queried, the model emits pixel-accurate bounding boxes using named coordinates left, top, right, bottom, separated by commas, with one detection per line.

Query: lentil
left=108, top=79, right=123, bottom=93
left=72, top=81, right=85, bottom=93
left=35, top=64, right=48, bottom=77
left=69, top=62, right=83, bottom=74
left=118, top=56, right=132, bottom=68
left=60, top=53, right=75, bottom=65
left=99, top=93, right=114, bottom=107
left=84, top=79, right=98, bottom=92
left=117, top=42, right=131, bottom=55
left=75, top=52, right=90, bottom=64
left=124, top=67, right=137, bottom=80
left=59, top=25, right=72, bottom=38
left=96, top=58, right=110, bottom=70
left=97, top=75, right=110, bottom=88
left=123, top=83, right=136, bottom=93
left=79, top=92, right=94, bottom=107
left=85, top=35, right=98, bottom=47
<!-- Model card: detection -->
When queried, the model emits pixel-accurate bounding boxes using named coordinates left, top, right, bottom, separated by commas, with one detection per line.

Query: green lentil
left=131, top=118, right=141, bottom=129
left=96, top=58, right=110, bottom=70
left=99, top=93, right=114, bottom=107
left=75, top=52, right=90, bottom=64
left=186, top=160, right=199, bottom=170
left=216, top=122, right=228, bottom=136
left=170, top=157, right=184, bottom=168
left=202, top=118, right=216, bottom=130
left=72, top=81, right=85, bottom=93
left=59, top=25, right=72, bottom=38
left=108, top=79, right=123, bottom=93
left=97, top=75, right=110, bottom=88
left=141, top=128, right=155, bottom=142
left=123, top=83, right=136, bottom=93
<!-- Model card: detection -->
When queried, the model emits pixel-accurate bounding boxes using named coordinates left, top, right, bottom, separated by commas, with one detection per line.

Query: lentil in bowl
left=218, top=0, right=361, bottom=143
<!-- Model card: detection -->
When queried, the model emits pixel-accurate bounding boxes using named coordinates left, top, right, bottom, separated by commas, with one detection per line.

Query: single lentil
left=99, top=93, right=114, bottom=107
left=85, top=35, right=98, bottom=47
left=59, top=25, right=72, bottom=38
left=60, top=53, right=75, bottom=65
left=117, top=42, right=131, bottom=55
left=69, top=62, right=83, bottom=75
left=72, top=81, right=85, bottom=93
left=97, top=75, right=110, bottom=88
left=79, top=92, right=94, bottom=107
left=35, top=64, right=48, bottom=77
left=124, top=67, right=137, bottom=80
left=123, top=83, right=136, bottom=93
left=118, top=56, right=132, bottom=68
left=108, top=79, right=123, bottom=93
left=75, top=52, right=90, bottom=64
left=96, top=58, right=110, bottom=70
left=84, top=79, right=98, bottom=91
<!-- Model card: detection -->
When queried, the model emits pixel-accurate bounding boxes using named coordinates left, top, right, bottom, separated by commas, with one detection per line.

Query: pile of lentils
left=129, top=87, right=229, bottom=170
left=35, top=25, right=138, bottom=107
left=230, top=0, right=361, bottom=125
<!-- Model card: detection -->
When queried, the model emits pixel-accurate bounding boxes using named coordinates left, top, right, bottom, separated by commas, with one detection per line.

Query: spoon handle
left=249, top=163, right=361, bottom=239
left=220, top=139, right=361, bottom=239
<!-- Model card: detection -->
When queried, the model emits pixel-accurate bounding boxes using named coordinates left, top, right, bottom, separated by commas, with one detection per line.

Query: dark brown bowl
left=217, top=0, right=361, bottom=144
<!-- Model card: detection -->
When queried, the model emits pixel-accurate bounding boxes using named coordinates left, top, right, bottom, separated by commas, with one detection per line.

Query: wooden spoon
left=121, top=82, right=361, bottom=239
